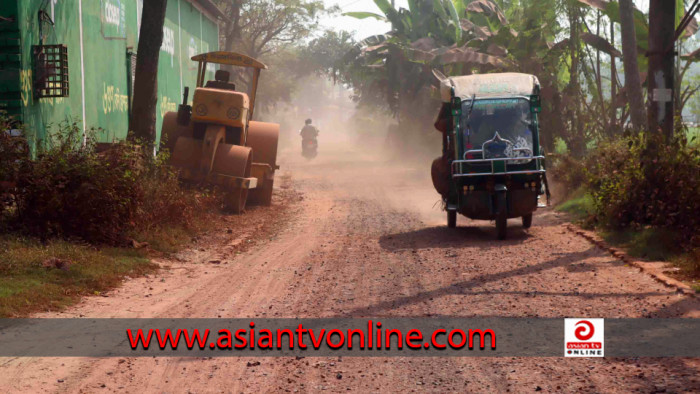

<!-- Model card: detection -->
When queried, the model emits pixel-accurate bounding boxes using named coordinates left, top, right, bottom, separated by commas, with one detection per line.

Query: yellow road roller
left=161, top=51, right=279, bottom=213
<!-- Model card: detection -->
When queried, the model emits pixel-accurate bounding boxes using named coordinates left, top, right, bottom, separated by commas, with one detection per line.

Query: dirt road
left=2, top=135, right=699, bottom=393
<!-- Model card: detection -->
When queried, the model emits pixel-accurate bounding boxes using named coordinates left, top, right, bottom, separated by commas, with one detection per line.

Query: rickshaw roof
left=440, top=73, right=539, bottom=102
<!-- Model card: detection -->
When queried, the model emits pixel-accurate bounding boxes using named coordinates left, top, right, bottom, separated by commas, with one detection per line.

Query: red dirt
left=1, top=137, right=698, bottom=393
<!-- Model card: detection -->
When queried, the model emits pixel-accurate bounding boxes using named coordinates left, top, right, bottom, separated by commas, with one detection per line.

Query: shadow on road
left=343, top=248, right=597, bottom=317
left=379, top=224, right=533, bottom=251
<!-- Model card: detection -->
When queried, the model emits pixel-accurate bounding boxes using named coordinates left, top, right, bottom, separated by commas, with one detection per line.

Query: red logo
left=565, top=318, right=604, bottom=357
left=574, top=320, right=594, bottom=341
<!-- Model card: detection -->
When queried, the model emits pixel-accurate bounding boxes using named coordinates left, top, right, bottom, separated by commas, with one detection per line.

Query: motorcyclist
left=299, top=118, right=319, bottom=140
left=300, top=119, right=319, bottom=158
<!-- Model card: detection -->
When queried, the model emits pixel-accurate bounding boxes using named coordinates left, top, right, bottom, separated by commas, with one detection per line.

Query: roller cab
left=161, top=51, right=279, bottom=213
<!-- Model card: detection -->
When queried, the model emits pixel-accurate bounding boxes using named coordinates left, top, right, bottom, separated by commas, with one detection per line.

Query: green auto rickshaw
left=431, top=72, right=550, bottom=239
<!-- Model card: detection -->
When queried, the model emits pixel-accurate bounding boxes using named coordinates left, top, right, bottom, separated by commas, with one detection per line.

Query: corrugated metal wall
left=0, top=0, right=219, bottom=152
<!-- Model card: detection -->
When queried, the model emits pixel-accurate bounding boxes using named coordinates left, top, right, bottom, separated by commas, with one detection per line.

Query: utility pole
left=647, top=0, right=675, bottom=139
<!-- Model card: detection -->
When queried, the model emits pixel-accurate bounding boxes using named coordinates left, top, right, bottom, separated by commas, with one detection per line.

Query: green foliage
left=585, top=133, right=700, bottom=250
left=600, top=227, right=681, bottom=262
left=0, top=235, right=155, bottom=317
left=218, top=0, right=329, bottom=57
left=0, top=114, right=29, bottom=217
left=687, top=127, right=700, bottom=146
left=341, top=0, right=566, bottom=146
left=556, top=189, right=595, bottom=222
left=302, top=30, right=357, bottom=79
left=2, top=120, right=208, bottom=245
left=342, top=0, right=476, bottom=115
left=548, top=150, right=587, bottom=192
left=254, top=30, right=356, bottom=111
left=214, top=0, right=336, bottom=110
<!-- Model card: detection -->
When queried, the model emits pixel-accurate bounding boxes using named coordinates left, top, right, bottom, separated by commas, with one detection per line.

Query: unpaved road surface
left=2, top=135, right=699, bottom=393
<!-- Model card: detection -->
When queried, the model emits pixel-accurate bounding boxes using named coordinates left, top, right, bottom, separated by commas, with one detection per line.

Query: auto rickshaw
left=431, top=72, right=550, bottom=239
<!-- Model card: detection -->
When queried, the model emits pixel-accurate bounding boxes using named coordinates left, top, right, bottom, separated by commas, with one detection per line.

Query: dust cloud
left=257, top=75, right=448, bottom=226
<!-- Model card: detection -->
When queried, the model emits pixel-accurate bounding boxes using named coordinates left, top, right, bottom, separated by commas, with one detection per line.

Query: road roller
left=161, top=51, right=279, bottom=213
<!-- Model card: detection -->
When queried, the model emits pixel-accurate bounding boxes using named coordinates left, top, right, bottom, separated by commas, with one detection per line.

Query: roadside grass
left=555, top=189, right=594, bottom=224
left=0, top=235, right=156, bottom=317
left=557, top=193, right=699, bottom=281
left=128, top=218, right=210, bottom=254
left=675, top=251, right=700, bottom=281
left=599, top=228, right=680, bottom=262
left=0, top=120, right=226, bottom=316
left=0, top=206, right=223, bottom=317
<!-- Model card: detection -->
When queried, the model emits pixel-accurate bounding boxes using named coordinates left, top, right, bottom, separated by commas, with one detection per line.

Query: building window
left=32, top=44, right=69, bottom=98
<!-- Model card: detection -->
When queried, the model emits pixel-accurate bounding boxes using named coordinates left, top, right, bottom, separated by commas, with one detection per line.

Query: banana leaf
left=343, top=12, right=386, bottom=21
left=436, top=46, right=509, bottom=67
left=581, top=32, right=622, bottom=57
left=465, top=0, right=508, bottom=25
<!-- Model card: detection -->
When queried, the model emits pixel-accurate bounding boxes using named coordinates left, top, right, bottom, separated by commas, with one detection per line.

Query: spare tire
left=431, top=156, right=450, bottom=197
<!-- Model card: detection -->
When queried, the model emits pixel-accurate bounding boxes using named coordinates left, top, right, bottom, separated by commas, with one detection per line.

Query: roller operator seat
left=205, top=70, right=236, bottom=91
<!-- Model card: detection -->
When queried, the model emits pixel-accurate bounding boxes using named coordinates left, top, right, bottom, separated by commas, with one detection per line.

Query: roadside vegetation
left=3, top=0, right=700, bottom=313
left=0, top=115, right=219, bottom=316
left=335, top=0, right=700, bottom=279
left=0, top=0, right=345, bottom=318
left=551, top=131, right=700, bottom=278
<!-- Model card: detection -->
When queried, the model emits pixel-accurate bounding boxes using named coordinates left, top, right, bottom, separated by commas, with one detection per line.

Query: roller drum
left=212, top=144, right=253, bottom=178
left=161, top=111, right=193, bottom=154
left=246, top=121, right=279, bottom=167
left=171, top=137, right=203, bottom=171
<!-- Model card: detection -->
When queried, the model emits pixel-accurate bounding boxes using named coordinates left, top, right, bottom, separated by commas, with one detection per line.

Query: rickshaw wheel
left=496, top=192, right=507, bottom=240
left=447, top=210, right=457, bottom=228
left=522, top=213, right=532, bottom=229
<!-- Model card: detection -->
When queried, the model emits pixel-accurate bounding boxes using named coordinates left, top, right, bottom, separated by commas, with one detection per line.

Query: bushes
left=551, top=132, right=700, bottom=254
left=1, top=119, right=212, bottom=245
left=0, top=117, right=28, bottom=217
left=586, top=133, right=699, bottom=249
left=548, top=152, right=587, bottom=191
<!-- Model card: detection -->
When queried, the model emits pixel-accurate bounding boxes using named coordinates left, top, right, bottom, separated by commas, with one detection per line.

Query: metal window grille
left=32, top=44, right=69, bottom=98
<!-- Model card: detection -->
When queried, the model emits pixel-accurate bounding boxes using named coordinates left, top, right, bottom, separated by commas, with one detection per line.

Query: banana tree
left=343, top=0, right=570, bottom=150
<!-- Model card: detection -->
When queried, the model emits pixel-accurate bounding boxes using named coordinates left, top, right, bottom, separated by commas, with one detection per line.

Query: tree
left=216, top=0, right=329, bottom=94
left=129, top=0, right=168, bottom=148
left=618, top=0, right=646, bottom=131
left=217, top=0, right=328, bottom=58
left=343, top=0, right=567, bottom=150
left=302, top=30, right=356, bottom=80
left=219, top=0, right=244, bottom=57
left=343, top=0, right=472, bottom=126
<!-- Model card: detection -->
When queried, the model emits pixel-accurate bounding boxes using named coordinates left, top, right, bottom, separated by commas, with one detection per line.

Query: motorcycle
left=301, top=137, right=318, bottom=159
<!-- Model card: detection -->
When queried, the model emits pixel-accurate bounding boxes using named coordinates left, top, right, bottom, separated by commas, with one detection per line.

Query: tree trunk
left=610, top=18, right=617, bottom=133
left=129, top=0, right=168, bottom=149
left=223, top=0, right=242, bottom=55
left=647, top=0, right=675, bottom=139
left=595, top=11, right=602, bottom=108
left=618, top=0, right=647, bottom=131
left=222, top=0, right=243, bottom=83
left=566, top=1, right=584, bottom=157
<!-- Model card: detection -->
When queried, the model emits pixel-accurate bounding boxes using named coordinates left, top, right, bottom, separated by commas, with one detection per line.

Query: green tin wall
left=0, top=0, right=219, bottom=152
